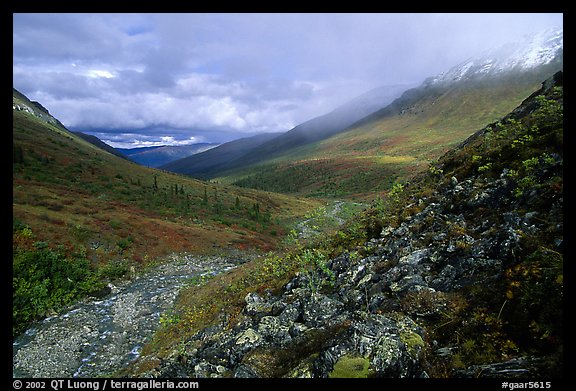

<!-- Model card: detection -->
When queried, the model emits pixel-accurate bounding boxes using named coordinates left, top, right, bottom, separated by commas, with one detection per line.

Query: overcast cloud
left=13, top=13, right=563, bottom=147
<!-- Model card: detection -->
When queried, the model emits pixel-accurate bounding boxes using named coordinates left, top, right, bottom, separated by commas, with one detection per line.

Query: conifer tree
left=13, top=142, right=24, bottom=164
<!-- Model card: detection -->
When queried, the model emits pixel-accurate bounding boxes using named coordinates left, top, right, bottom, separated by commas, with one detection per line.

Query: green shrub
left=98, top=259, right=129, bottom=280
left=296, top=249, right=335, bottom=294
left=13, top=246, right=104, bottom=336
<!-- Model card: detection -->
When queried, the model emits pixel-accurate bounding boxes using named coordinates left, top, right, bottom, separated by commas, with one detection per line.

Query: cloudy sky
left=13, top=13, right=562, bottom=148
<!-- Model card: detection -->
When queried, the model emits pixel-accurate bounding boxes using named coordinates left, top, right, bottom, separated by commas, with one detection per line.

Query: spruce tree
left=13, top=143, right=24, bottom=164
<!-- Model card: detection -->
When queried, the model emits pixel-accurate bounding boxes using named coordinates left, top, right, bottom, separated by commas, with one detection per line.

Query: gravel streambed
left=13, top=255, right=242, bottom=378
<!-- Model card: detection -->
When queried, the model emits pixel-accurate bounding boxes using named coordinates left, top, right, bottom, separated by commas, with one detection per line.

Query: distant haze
left=13, top=13, right=562, bottom=146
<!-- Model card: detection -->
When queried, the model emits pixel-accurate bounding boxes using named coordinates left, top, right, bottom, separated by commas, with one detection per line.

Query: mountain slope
left=222, top=71, right=558, bottom=200
left=127, top=71, right=563, bottom=379
left=161, top=84, right=411, bottom=179
left=224, top=83, right=413, bottom=166
left=12, top=89, right=319, bottom=335
left=73, top=131, right=131, bottom=161
left=13, top=88, right=68, bottom=130
left=216, top=29, right=563, bottom=200
left=118, top=143, right=220, bottom=168
left=160, top=132, right=283, bottom=179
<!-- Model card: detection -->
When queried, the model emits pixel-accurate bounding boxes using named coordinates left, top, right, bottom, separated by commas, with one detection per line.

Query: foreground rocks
left=138, top=260, right=429, bottom=378
left=139, top=175, right=558, bottom=378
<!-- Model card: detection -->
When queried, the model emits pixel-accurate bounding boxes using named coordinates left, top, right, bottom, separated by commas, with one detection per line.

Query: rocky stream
left=12, top=255, right=244, bottom=378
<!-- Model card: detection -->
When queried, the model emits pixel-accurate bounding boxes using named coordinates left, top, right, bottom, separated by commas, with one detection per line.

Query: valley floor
left=13, top=200, right=358, bottom=378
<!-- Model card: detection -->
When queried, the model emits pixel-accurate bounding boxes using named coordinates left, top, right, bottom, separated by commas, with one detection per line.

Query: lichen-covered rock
left=244, top=292, right=274, bottom=318
left=329, top=355, right=370, bottom=378
left=258, top=316, right=291, bottom=345
left=235, top=328, right=262, bottom=347
left=301, top=295, right=345, bottom=327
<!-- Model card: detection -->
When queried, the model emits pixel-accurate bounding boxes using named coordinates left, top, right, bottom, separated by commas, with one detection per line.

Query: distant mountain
left=73, top=131, right=130, bottom=161
left=210, top=27, right=563, bottom=199
left=160, top=133, right=283, bottom=178
left=117, top=146, right=163, bottom=155
left=162, top=84, right=412, bottom=178
left=118, top=143, right=220, bottom=168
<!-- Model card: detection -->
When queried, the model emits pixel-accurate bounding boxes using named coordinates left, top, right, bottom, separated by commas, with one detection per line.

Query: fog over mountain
left=161, top=26, right=562, bottom=184
left=12, top=13, right=565, bottom=379
left=427, top=27, right=563, bottom=85
left=12, top=13, right=562, bottom=146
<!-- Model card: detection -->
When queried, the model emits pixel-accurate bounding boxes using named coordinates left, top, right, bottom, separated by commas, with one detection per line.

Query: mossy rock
left=400, top=330, right=425, bottom=359
left=329, top=355, right=370, bottom=378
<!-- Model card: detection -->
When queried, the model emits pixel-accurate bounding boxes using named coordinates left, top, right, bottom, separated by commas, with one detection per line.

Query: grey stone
left=302, top=295, right=344, bottom=327
left=454, top=356, right=545, bottom=378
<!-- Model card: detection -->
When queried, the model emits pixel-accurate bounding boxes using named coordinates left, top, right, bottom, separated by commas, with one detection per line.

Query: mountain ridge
left=426, top=26, right=563, bottom=85
left=13, top=87, right=68, bottom=130
left=160, top=83, right=412, bottom=178
left=73, top=131, right=131, bottom=161
left=161, top=28, right=562, bottom=201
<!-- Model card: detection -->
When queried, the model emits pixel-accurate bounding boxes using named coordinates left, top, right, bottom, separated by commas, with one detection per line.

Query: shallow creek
left=13, top=255, right=242, bottom=378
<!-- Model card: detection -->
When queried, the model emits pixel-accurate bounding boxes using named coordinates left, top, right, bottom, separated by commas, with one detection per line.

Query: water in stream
left=13, top=255, right=241, bottom=378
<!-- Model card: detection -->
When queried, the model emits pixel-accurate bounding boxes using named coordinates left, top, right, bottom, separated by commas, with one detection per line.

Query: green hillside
left=217, top=70, right=558, bottom=201
left=12, top=91, right=319, bottom=335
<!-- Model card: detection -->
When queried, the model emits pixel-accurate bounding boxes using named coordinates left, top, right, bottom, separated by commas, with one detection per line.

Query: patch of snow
left=428, top=27, right=562, bottom=85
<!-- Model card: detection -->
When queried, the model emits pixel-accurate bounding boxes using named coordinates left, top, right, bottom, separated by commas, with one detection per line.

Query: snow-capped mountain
left=427, top=27, right=563, bottom=85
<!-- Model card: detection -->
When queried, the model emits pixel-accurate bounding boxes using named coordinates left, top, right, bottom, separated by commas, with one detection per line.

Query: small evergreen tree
left=13, top=143, right=24, bottom=164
